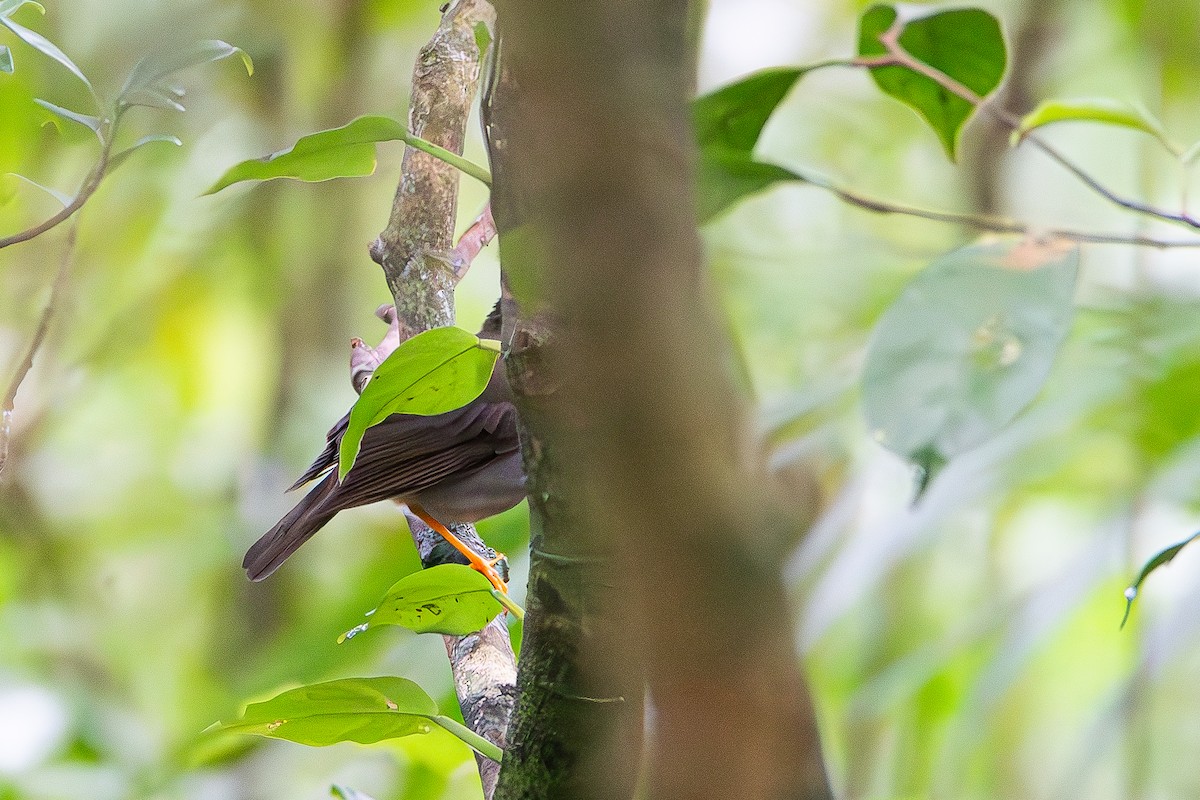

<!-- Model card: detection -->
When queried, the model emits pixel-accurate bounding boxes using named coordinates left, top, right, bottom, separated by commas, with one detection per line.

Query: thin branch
left=857, top=23, right=1200, bottom=230
left=810, top=174, right=1200, bottom=248
left=0, top=111, right=120, bottom=250
left=0, top=223, right=78, bottom=476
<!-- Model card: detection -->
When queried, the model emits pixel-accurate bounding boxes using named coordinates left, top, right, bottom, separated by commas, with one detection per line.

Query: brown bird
left=243, top=303, right=523, bottom=592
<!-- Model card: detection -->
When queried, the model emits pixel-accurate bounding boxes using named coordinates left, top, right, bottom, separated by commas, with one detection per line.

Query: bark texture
left=367, top=2, right=515, bottom=796
left=487, top=2, right=833, bottom=799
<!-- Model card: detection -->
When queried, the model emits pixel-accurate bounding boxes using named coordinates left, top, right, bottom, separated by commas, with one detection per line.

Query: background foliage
left=2, top=0, right=1200, bottom=798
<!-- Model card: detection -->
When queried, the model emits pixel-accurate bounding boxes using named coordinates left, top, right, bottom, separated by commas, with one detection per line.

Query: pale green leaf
left=34, top=97, right=101, bottom=136
left=0, top=15, right=93, bottom=97
left=862, top=239, right=1078, bottom=496
left=1013, top=98, right=1176, bottom=153
left=120, top=39, right=251, bottom=103
left=4, top=172, right=71, bottom=206
left=108, top=134, right=183, bottom=171
left=0, top=44, right=11, bottom=73
left=0, top=0, right=44, bottom=17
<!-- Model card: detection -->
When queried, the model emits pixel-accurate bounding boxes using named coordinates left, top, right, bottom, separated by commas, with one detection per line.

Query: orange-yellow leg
left=409, top=504, right=508, bottom=595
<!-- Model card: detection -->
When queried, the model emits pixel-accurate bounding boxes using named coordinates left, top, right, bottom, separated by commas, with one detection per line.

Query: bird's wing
left=288, top=400, right=511, bottom=491
left=307, top=402, right=518, bottom=512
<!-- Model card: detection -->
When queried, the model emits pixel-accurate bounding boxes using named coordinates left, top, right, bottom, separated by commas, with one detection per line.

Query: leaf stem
left=431, top=714, right=504, bottom=763
left=402, top=132, right=492, bottom=186
left=492, top=589, right=525, bottom=620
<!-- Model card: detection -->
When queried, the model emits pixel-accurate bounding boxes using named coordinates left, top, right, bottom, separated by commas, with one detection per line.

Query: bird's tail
left=243, top=475, right=339, bottom=581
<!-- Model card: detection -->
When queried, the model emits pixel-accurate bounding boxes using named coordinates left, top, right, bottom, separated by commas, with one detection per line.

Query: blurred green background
left=2, top=0, right=1200, bottom=798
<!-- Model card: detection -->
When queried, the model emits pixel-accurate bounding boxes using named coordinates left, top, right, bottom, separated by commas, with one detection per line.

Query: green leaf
left=108, top=134, right=183, bottom=172
left=205, top=116, right=491, bottom=194
left=338, top=327, right=500, bottom=480
left=205, top=115, right=407, bottom=194
left=218, top=677, right=504, bottom=761
left=0, top=0, right=44, bottom=17
left=1182, top=140, right=1200, bottom=167
left=1121, top=530, right=1200, bottom=629
left=696, top=150, right=805, bottom=223
left=340, top=564, right=503, bottom=640
left=862, top=239, right=1078, bottom=497
left=120, top=39, right=251, bottom=105
left=693, top=67, right=806, bottom=153
left=692, top=66, right=819, bottom=220
left=858, top=4, right=1006, bottom=160
left=1012, top=98, right=1177, bottom=153
left=219, top=677, right=440, bottom=746
left=34, top=97, right=100, bottom=136
left=0, top=45, right=11, bottom=74
left=0, top=15, right=94, bottom=98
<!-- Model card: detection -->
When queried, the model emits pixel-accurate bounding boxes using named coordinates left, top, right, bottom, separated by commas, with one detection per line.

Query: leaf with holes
left=1121, top=530, right=1200, bottom=628
left=862, top=238, right=1078, bottom=496
left=858, top=4, right=1006, bottom=160
left=339, top=327, right=500, bottom=480
left=340, top=564, right=502, bottom=640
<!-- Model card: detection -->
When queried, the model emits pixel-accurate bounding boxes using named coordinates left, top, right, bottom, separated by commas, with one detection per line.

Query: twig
left=809, top=174, right=1200, bottom=248
left=0, top=223, right=78, bottom=476
left=857, top=23, right=1200, bottom=230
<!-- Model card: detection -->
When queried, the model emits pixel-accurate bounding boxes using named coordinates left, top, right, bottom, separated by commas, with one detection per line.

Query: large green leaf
left=692, top=67, right=812, bottom=222
left=205, top=115, right=491, bottom=194
left=858, top=5, right=1006, bottom=160
left=1012, top=98, right=1175, bottom=153
left=340, top=564, right=503, bottom=640
left=339, top=326, right=500, bottom=480
left=862, top=239, right=1078, bottom=495
left=219, top=677, right=439, bottom=746
left=205, top=116, right=404, bottom=193
left=1121, top=530, right=1200, bottom=628
left=218, top=677, right=503, bottom=761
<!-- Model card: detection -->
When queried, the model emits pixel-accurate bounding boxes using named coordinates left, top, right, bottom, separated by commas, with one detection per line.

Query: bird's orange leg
left=408, top=504, right=508, bottom=595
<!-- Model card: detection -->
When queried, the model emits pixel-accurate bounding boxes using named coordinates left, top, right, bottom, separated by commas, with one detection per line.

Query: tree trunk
left=487, top=2, right=834, bottom=798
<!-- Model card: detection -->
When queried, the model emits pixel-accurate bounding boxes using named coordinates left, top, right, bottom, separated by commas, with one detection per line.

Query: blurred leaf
left=0, top=0, right=44, bottom=17
left=340, top=564, right=502, bottom=641
left=120, top=39, right=251, bottom=106
left=3, top=171, right=70, bottom=206
left=34, top=97, right=101, bottom=136
left=472, top=20, right=491, bottom=56
left=858, top=4, right=1007, bottom=159
left=0, top=44, right=11, bottom=73
left=1012, top=98, right=1176, bottom=152
left=0, top=14, right=94, bottom=99
left=338, top=327, right=500, bottom=480
left=692, top=67, right=814, bottom=221
left=1121, top=530, right=1200, bottom=628
left=219, top=677, right=439, bottom=746
left=862, top=239, right=1078, bottom=496
left=205, top=115, right=406, bottom=194
left=1183, top=140, right=1200, bottom=166
left=108, top=134, right=183, bottom=171
left=122, top=84, right=186, bottom=112
left=694, top=67, right=806, bottom=153
left=696, top=150, right=805, bottom=223
left=331, top=786, right=377, bottom=800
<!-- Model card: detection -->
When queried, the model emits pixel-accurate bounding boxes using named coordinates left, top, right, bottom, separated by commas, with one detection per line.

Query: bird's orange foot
left=409, top=504, right=509, bottom=595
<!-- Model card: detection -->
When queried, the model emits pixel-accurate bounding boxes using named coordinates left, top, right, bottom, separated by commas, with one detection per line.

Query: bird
left=243, top=301, right=523, bottom=592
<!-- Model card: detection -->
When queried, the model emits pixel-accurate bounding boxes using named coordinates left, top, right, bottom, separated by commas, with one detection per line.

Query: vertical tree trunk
left=488, top=2, right=833, bottom=798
